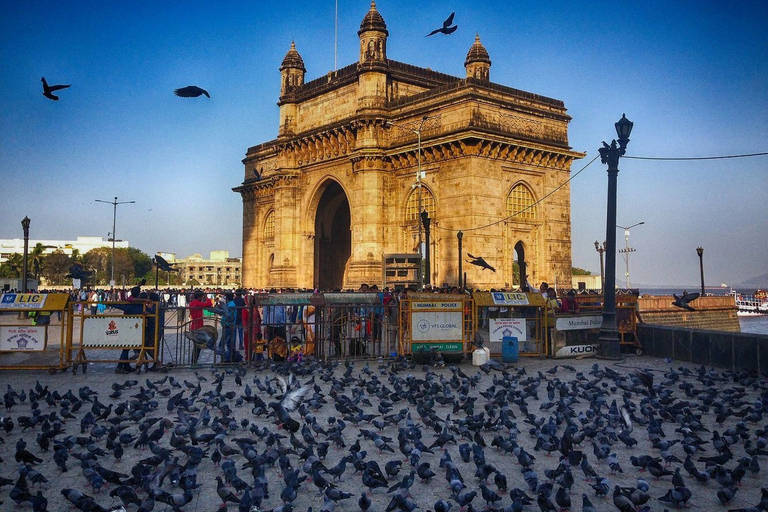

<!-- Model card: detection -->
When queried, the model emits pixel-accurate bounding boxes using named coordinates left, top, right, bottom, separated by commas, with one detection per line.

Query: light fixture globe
left=615, top=113, right=633, bottom=142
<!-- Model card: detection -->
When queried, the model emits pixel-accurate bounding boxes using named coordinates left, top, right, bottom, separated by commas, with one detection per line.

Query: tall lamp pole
left=594, top=240, right=606, bottom=291
left=457, top=231, right=463, bottom=289
left=597, top=114, right=633, bottom=360
left=697, top=247, right=705, bottom=296
left=21, top=217, right=30, bottom=293
left=96, top=196, right=135, bottom=286
left=617, top=221, right=644, bottom=288
left=388, top=115, right=437, bottom=289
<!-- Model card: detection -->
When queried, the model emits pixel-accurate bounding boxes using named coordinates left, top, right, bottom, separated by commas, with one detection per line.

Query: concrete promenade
left=0, top=350, right=766, bottom=512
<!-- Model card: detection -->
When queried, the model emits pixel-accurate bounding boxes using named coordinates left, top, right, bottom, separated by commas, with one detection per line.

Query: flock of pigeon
left=39, top=12, right=461, bottom=103
left=1, top=356, right=767, bottom=512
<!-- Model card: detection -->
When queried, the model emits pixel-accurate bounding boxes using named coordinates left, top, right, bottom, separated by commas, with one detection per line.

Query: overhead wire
left=432, top=149, right=767, bottom=234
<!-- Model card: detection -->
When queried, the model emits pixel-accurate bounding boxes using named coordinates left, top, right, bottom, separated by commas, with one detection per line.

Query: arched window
left=507, top=184, right=536, bottom=221
left=264, top=210, right=275, bottom=240
left=405, top=187, right=436, bottom=222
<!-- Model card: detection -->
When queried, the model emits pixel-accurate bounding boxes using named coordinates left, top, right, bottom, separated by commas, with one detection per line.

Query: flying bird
left=672, top=292, right=700, bottom=311
left=467, top=253, right=496, bottom=272
left=154, top=254, right=179, bottom=272
left=174, top=85, right=210, bottom=98
left=41, top=77, right=70, bottom=100
left=426, top=12, right=458, bottom=36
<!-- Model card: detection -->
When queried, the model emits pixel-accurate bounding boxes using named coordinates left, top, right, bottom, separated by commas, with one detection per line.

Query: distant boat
left=733, top=289, right=768, bottom=316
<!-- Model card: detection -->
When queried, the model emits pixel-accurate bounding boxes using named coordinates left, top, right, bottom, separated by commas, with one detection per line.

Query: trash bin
left=502, top=336, right=518, bottom=363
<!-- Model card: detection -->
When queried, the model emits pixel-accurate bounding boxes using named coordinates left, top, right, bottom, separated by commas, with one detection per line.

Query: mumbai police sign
left=555, top=316, right=602, bottom=331
left=0, top=293, right=48, bottom=309
left=489, top=319, right=527, bottom=342
left=0, top=326, right=45, bottom=351
left=411, top=301, right=463, bottom=342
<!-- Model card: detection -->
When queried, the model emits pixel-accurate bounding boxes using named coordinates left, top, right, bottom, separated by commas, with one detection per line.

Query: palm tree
left=30, top=243, right=55, bottom=281
left=0, top=253, right=24, bottom=278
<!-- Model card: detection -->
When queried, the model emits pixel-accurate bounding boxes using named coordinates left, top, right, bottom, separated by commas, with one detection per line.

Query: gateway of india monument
left=235, top=2, right=584, bottom=291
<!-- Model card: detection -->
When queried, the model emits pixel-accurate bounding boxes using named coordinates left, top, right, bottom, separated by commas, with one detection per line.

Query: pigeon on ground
left=41, top=77, right=70, bottom=100
left=174, top=85, right=210, bottom=98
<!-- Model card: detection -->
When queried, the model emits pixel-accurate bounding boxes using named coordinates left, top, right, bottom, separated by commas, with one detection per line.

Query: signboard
left=555, top=315, right=602, bottom=331
left=0, top=293, right=48, bottom=310
left=412, top=342, right=463, bottom=352
left=0, top=326, right=46, bottom=351
left=489, top=319, right=527, bottom=342
left=555, top=344, right=600, bottom=358
left=82, top=316, right=144, bottom=348
left=412, top=311, right=463, bottom=341
left=490, top=292, right=530, bottom=306
left=410, top=301, right=463, bottom=342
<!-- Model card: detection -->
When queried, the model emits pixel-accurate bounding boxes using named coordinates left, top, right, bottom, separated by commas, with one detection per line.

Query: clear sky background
left=2, top=1, right=766, bottom=288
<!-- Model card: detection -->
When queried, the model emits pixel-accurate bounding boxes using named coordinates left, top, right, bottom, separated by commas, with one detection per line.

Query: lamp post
left=96, top=196, right=135, bottom=286
left=617, top=221, right=644, bottom=288
left=594, top=240, right=606, bottom=291
left=597, top=114, right=633, bottom=360
left=21, top=217, right=30, bottom=293
left=388, top=115, right=437, bottom=289
left=421, top=211, right=431, bottom=287
left=697, top=247, right=705, bottom=296
left=457, top=231, right=463, bottom=289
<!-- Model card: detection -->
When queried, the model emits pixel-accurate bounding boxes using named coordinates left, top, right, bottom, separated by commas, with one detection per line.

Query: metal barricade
left=472, top=291, right=548, bottom=357
left=399, top=293, right=473, bottom=359
left=68, top=300, right=159, bottom=374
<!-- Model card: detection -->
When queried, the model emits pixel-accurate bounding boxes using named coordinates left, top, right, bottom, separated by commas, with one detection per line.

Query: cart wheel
left=635, top=348, right=643, bottom=356
left=160, top=365, right=169, bottom=373
left=49, top=367, right=57, bottom=375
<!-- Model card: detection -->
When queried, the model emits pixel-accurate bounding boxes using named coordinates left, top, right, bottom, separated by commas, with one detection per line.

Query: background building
left=0, top=236, right=129, bottom=263
left=174, top=251, right=242, bottom=287
left=235, top=3, right=583, bottom=291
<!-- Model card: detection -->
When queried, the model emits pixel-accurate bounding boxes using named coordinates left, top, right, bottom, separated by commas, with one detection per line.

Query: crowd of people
left=6, top=280, right=602, bottom=371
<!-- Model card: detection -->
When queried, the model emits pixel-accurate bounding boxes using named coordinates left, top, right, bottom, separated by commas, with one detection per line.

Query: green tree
left=0, top=253, right=23, bottom=278
left=41, top=250, right=72, bottom=285
left=128, top=248, right=153, bottom=280
left=30, top=243, right=56, bottom=280
left=572, top=267, right=592, bottom=276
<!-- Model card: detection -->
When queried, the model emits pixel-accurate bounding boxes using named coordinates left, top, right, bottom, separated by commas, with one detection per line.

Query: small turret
left=465, top=34, right=491, bottom=81
left=358, top=1, right=388, bottom=64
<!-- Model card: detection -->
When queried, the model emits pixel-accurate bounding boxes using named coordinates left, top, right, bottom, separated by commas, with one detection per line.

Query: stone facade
left=235, top=2, right=584, bottom=291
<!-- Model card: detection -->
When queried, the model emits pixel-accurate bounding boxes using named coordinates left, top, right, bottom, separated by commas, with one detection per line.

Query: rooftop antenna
left=334, top=0, right=338, bottom=71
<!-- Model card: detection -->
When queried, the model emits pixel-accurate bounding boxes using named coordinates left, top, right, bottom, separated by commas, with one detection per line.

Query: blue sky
left=1, top=1, right=766, bottom=288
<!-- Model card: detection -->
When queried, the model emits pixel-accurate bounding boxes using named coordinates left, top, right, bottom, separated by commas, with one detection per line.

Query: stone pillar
left=270, top=175, right=299, bottom=288
left=345, top=156, right=385, bottom=288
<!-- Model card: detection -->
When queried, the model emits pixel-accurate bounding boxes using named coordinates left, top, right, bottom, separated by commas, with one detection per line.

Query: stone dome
left=465, top=34, right=491, bottom=66
left=358, top=1, right=388, bottom=35
left=280, top=42, right=305, bottom=71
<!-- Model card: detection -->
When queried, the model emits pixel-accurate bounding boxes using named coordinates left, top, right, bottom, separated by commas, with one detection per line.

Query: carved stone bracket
left=278, top=125, right=358, bottom=166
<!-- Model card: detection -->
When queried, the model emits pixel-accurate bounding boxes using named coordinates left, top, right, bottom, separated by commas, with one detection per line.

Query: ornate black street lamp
left=21, top=216, right=30, bottom=293
left=457, top=231, right=463, bottom=289
left=421, top=211, right=431, bottom=287
left=594, top=240, right=606, bottom=291
left=697, top=247, right=705, bottom=296
left=597, top=114, right=633, bottom=360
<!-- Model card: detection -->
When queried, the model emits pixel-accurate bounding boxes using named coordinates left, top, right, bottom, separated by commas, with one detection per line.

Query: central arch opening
left=314, top=180, right=351, bottom=290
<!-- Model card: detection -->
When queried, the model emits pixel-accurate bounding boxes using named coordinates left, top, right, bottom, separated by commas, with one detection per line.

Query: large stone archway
left=314, top=180, right=351, bottom=290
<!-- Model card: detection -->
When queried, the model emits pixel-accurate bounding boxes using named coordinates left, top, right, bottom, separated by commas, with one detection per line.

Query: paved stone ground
left=0, top=352, right=766, bottom=512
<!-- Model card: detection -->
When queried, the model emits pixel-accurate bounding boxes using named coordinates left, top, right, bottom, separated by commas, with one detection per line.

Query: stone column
left=345, top=155, right=385, bottom=288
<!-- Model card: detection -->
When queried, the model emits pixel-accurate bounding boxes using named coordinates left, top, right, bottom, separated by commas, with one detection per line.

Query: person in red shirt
left=189, top=291, right=212, bottom=330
